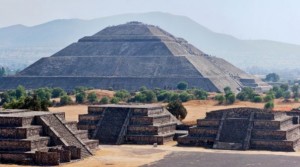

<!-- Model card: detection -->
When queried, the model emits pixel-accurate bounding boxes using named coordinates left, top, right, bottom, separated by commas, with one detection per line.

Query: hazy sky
left=1, top=0, right=300, bottom=45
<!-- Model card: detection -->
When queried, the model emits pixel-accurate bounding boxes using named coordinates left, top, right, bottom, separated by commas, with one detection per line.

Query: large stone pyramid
left=0, top=22, right=270, bottom=92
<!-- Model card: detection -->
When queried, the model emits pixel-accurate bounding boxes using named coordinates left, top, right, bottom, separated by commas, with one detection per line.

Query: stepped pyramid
left=78, top=104, right=179, bottom=145
left=0, top=110, right=98, bottom=165
left=178, top=108, right=300, bottom=151
left=0, top=22, right=270, bottom=92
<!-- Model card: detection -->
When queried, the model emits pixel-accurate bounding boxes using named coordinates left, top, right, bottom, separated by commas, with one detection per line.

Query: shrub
left=87, top=92, right=98, bottom=104
left=283, top=91, right=291, bottom=102
left=110, top=97, right=120, bottom=104
left=35, top=88, right=52, bottom=101
left=166, top=100, right=187, bottom=120
left=60, top=95, right=72, bottom=106
left=224, top=86, right=232, bottom=95
left=236, top=87, right=255, bottom=101
left=75, top=92, right=86, bottom=104
left=177, top=81, right=188, bottom=90
left=225, top=93, right=235, bottom=105
left=252, top=96, right=263, bottom=103
left=114, top=90, right=130, bottom=101
left=263, top=95, right=274, bottom=102
left=236, top=92, right=247, bottom=101
left=265, top=73, right=280, bottom=82
left=179, top=92, right=193, bottom=102
left=215, top=94, right=225, bottom=104
left=132, top=90, right=157, bottom=103
left=264, top=101, right=274, bottom=110
left=51, top=87, right=65, bottom=98
left=295, top=97, right=299, bottom=102
left=15, top=85, right=26, bottom=99
left=193, top=89, right=208, bottom=100
left=100, top=96, right=109, bottom=104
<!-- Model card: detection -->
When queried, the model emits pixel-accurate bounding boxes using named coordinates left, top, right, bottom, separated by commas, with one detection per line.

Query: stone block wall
left=178, top=107, right=300, bottom=151
left=78, top=105, right=177, bottom=145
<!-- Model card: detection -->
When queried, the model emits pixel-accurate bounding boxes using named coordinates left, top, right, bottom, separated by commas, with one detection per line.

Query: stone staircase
left=92, top=108, right=130, bottom=144
left=37, top=114, right=93, bottom=158
left=178, top=108, right=300, bottom=151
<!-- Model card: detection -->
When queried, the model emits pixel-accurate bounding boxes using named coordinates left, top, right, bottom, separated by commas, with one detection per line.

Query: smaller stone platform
left=178, top=108, right=300, bottom=151
left=78, top=104, right=179, bottom=145
left=0, top=109, right=99, bottom=165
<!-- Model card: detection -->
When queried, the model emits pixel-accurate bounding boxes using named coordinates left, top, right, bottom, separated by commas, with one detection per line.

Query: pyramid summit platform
left=0, top=22, right=270, bottom=92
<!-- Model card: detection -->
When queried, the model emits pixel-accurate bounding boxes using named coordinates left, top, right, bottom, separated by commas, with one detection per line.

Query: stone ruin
left=0, top=109, right=98, bottom=165
left=78, top=104, right=179, bottom=145
left=0, top=22, right=270, bottom=92
left=178, top=108, right=300, bottom=151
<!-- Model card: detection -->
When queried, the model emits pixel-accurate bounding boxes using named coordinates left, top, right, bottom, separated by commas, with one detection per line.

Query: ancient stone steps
left=127, top=122, right=176, bottom=135
left=180, top=108, right=300, bottom=151
left=197, top=119, right=220, bottom=128
left=0, top=137, right=50, bottom=152
left=130, top=113, right=171, bottom=125
left=39, top=114, right=93, bottom=158
left=177, top=135, right=215, bottom=147
left=92, top=108, right=130, bottom=144
left=126, top=131, right=175, bottom=145
left=188, top=126, right=218, bottom=138
left=78, top=105, right=177, bottom=145
left=0, top=125, right=43, bottom=139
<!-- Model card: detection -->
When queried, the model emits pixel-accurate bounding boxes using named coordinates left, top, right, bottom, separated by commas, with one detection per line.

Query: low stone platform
left=0, top=110, right=99, bottom=165
left=78, top=104, right=179, bottom=145
left=178, top=108, right=300, bottom=151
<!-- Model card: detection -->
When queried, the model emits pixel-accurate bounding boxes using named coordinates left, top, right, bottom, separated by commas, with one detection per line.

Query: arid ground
left=1, top=94, right=299, bottom=167
left=49, top=98, right=300, bottom=125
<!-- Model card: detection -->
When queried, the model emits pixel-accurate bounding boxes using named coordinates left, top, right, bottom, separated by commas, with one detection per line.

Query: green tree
left=224, top=86, right=232, bottom=95
left=100, top=96, right=110, bottom=104
left=60, top=95, right=72, bottom=106
left=177, top=81, right=188, bottom=90
left=132, top=90, right=157, bottom=103
left=225, top=93, right=236, bottom=104
left=252, top=96, right=263, bottom=103
left=22, top=95, right=42, bottom=111
left=292, top=85, right=299, bottom=98
left=193, top=89, right=208, bottom=100
left=34, top=88, right=52, bottom=101
left=75, top=91, right=86, bottom=104
left=15, top=85, right=26, bottom=99
left=283, top=91, right=291, bottom=102
left=215, top=94, right=225, bottom=104
left=236, top=87, right=255, bottom=101
left=51, top=87, right=66, bottom=98
left=110, top=97, right=120, bottom=104
left=87, top=92, right=98, bottom=104
left=114, top=90, right=131, bottom=101
left=167, top=100, right=187, bottom=120
left=264, top=95, right=274, bottom=102
left=224, top=87, right=235, bottom=104
left=265, top=73, right=280, bottom=82
left=280, top=84, right=289, bottom=91
left=264, top=101, right=274, bottom=110
left=179, top=92, right=193, bottom=102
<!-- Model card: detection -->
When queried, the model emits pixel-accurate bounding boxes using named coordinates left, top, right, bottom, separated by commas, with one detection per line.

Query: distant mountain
left=1, top=12, right=300, bottom=70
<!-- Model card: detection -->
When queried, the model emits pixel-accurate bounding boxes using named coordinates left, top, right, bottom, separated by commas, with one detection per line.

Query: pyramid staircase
left=178, top=108, right=300, bottom=151
left=78, top=104, right=177, bottom=145
left=0, top=110, right=98, bottom=165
